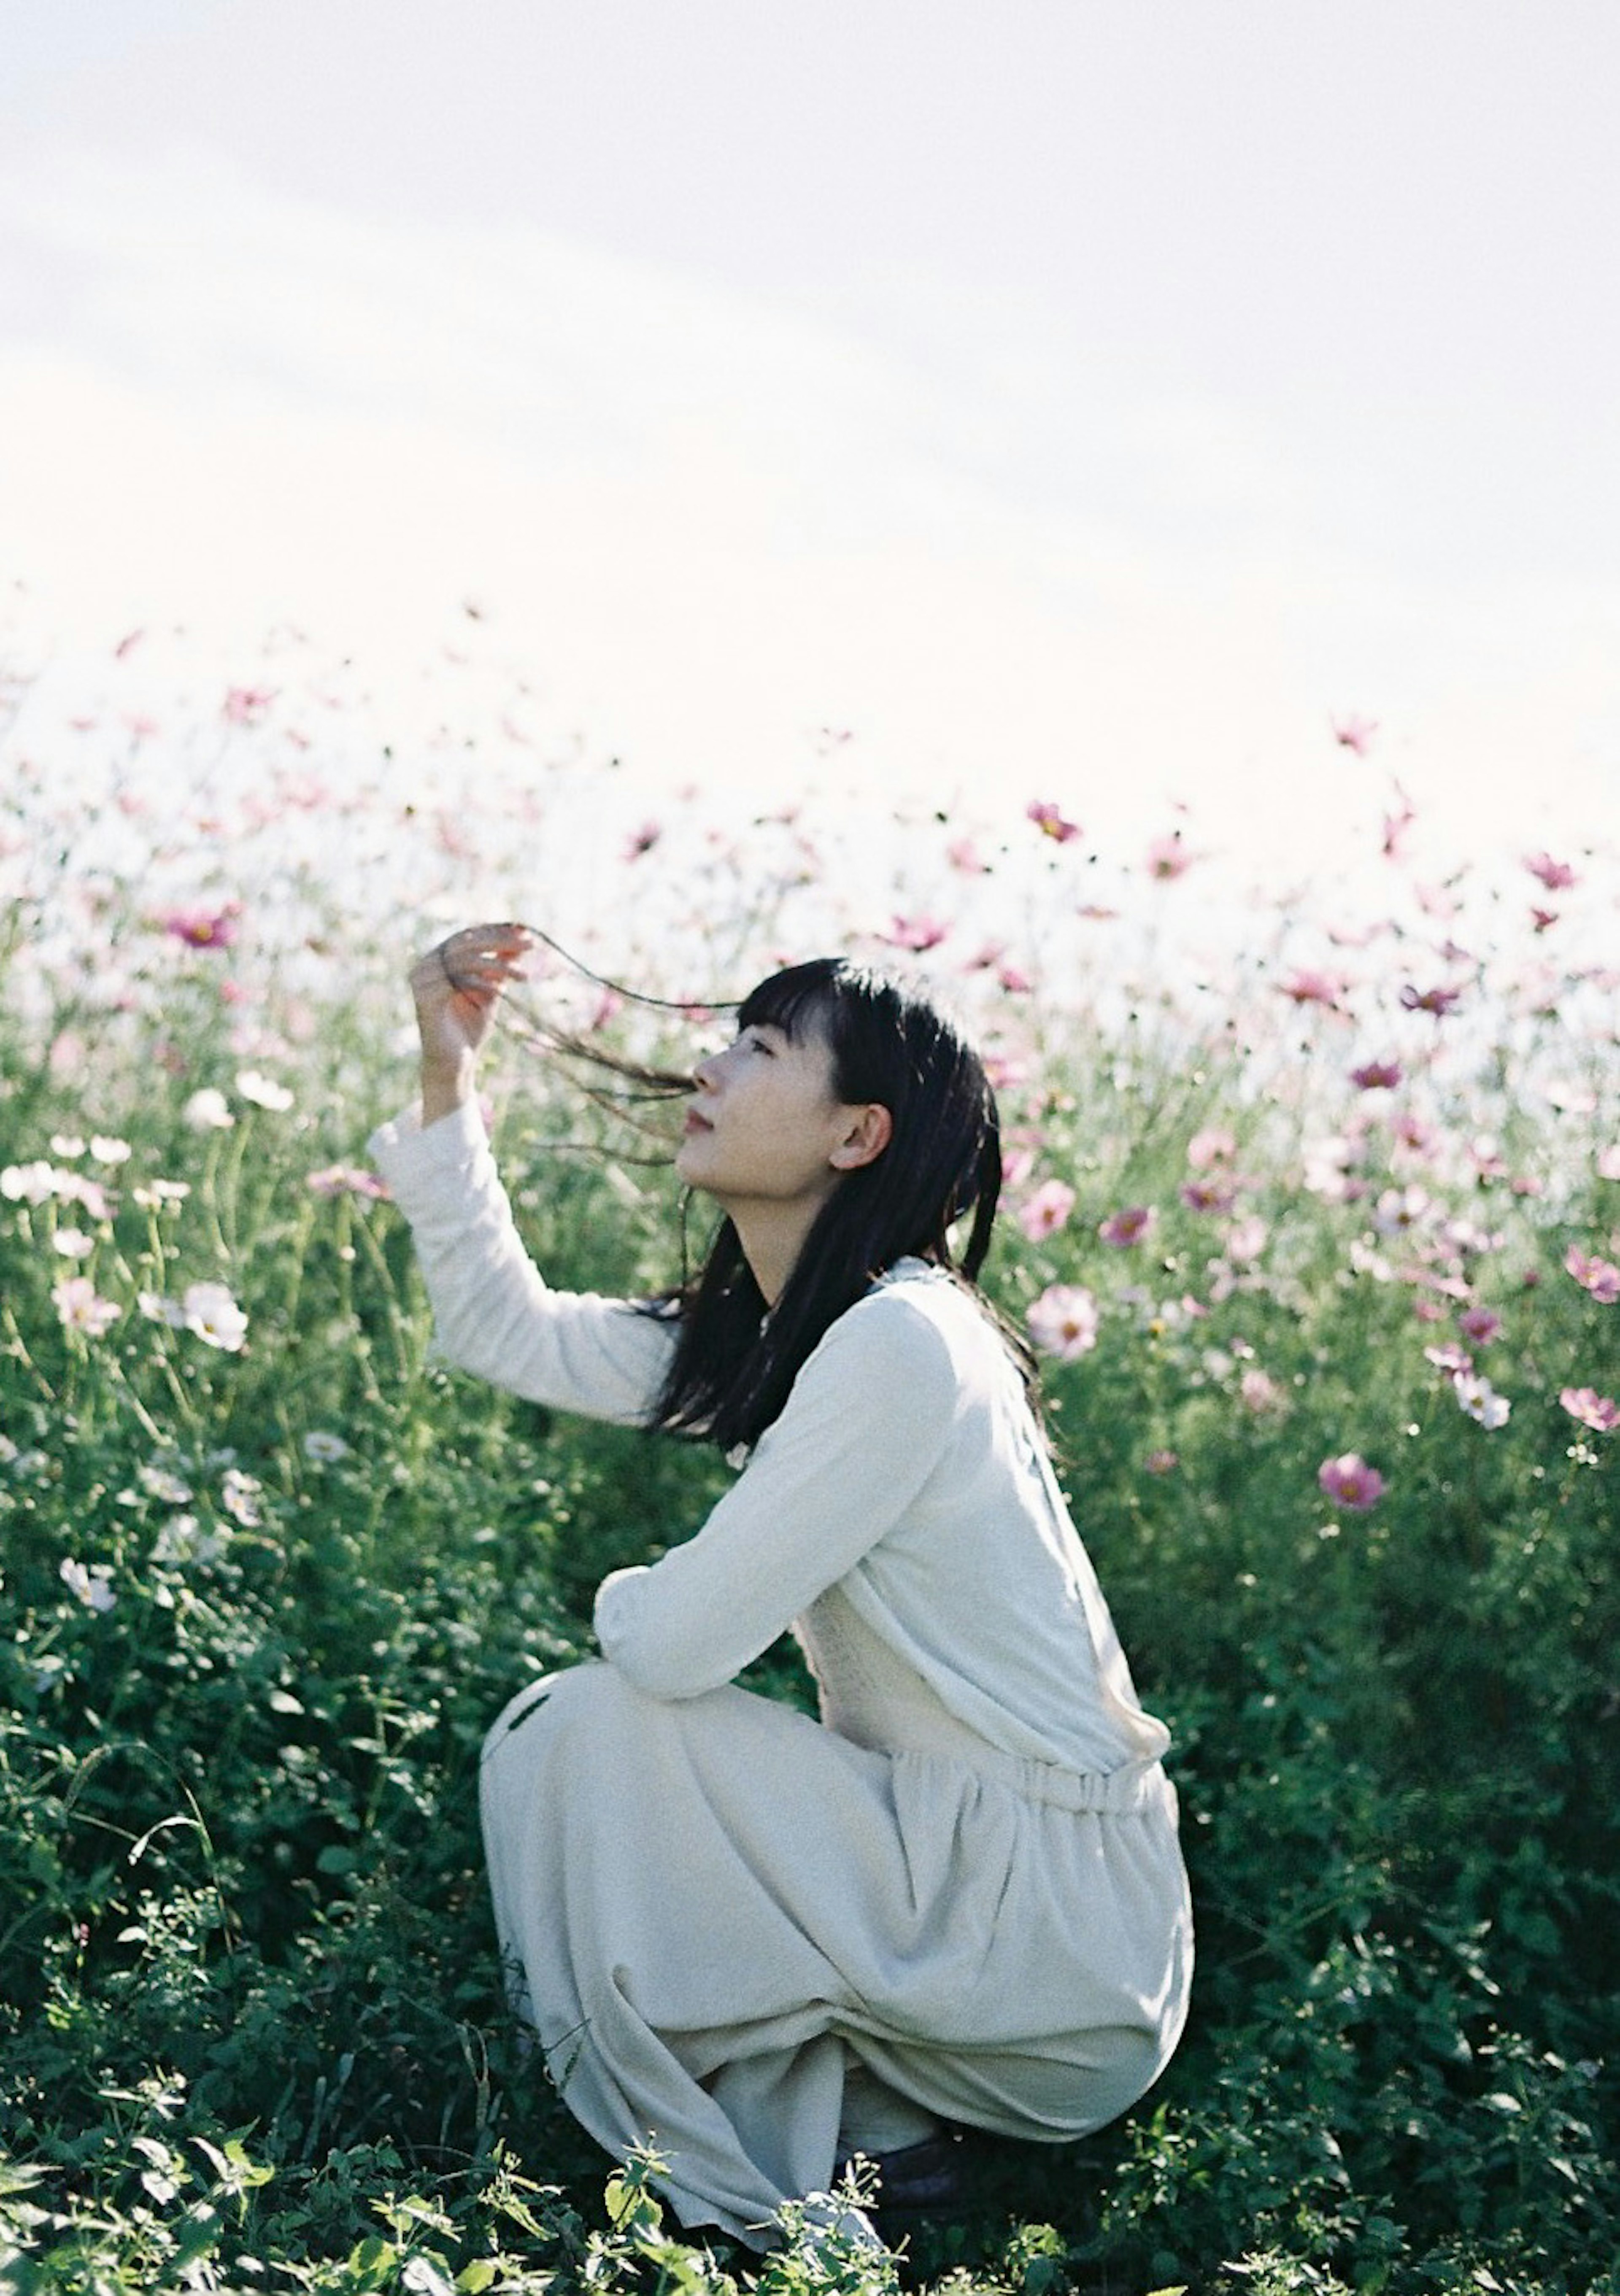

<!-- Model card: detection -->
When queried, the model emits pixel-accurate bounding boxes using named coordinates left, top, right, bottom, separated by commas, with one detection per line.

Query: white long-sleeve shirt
left=370, top=1098, right=1172, bottom=1779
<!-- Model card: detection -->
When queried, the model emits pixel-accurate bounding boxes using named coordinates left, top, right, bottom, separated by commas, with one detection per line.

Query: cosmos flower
left=1453, top=1371, right=1510, bottom=1430
left=236, top=1070, right=294, bottom=1112
left=1560, top=1387, right=1619, bottom=1433
left=60, top=1557, right=116, bottom=1613
left=1523, top=851, right=1577, bottom=892
left=1027, top=1284, right=1099, bottom=1360
left=1026, top=800, right=1082, bottom=844
left=303, top=1430, right=351, bottom=1463
left=162, top=904, right=241, bottom=950
left=1331, top=713, right=1378, bottom=755
left=1564, top=1246, right=1620, bottom=1304
left=1349, top=1060, right=1403, bottom=1090
left=52, top=1276, right=122, bottom=1337
left=182, top=1282, right=248, bottom=1353
left=1018, top=1180, right=1077, bottom=1241
left=1318, top=1453, right=1386, bottom=1510
left=184, top=1088, right=235, bottom=1130
left=1098, top=1205, right=1156, bottom=1248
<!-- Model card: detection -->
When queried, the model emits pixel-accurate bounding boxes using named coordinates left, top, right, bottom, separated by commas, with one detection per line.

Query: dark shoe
left=843, top=2130, right=967, bottom=2219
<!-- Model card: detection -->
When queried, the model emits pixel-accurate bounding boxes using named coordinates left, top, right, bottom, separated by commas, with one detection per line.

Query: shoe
left=841, top=2130, right=967, bottom=2218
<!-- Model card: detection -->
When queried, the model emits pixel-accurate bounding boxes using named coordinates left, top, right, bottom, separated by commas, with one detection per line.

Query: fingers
left=413, top=922, right=532, bottom=998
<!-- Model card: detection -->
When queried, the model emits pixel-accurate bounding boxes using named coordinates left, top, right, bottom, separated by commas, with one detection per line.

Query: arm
left=370, top=921, right=675, bottom=1423
left=592, top=1288, right=960, bottom=1697
left=369, top=1097, right=676, bottom=1422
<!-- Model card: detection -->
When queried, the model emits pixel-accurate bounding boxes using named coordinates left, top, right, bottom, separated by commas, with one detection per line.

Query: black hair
left=646, top=956, right=1020, bottom=1451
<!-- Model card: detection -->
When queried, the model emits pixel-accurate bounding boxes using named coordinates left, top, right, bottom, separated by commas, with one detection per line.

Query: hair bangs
left=734, top=957, right=845, bottom=1044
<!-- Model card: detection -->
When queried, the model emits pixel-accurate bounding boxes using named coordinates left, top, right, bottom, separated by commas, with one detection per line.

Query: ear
left=829, top=1102, right=893, bottom=1172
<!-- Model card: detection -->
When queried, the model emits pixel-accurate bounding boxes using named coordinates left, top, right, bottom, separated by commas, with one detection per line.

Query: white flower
left=60, top=1556, right=117, bottom=1613
left=182, top=1281, right=248, bottom=1353
left=51, top=1228, right=95, bottom=1260
left=132, top=1179, right=190, bottom=1210
left=1026, top=1283, right=1100, bottom=1361
left=90, top=1136, right=132, bottom=1164
left=139, top=1462, right=194, bottom=1503
left=138, top=1290, right=187, bottom=1328
left=221, top=1468, right=263, bottom=1526
left=52, top=1276, right=122, bottom=1336
left=184, top=1088, right=235, bottom=1130
left=50, top=1135, right=87, bottom=1159
left=151, top=1513, right=230, bottom=1568
left=235, top=1070, right=294, bottom=1112
left=1454, top=1371, right=1511, bottom=1430
left=2, top=1160, right=58, bottom=1205
left=302, top=1430, right=350, bottom=1463
left=1372, top=1185, right=1432, bottom=1237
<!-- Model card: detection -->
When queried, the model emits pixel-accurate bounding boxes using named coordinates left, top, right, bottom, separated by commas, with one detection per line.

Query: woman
left=370, top=920, right=1193, bottom=2251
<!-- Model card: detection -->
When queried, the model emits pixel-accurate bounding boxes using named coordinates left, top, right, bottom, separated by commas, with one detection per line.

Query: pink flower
left=1186, top=1126, right=1237, bottom=1170
left=1027, top=800, right=1082, bottom=844
left=885, top=913, right=950, bottom=952
left=1239, top=1366, right=1285, bottom=1415
left=162, top=904, right=241, bottom=951
left=1349, top=1059, right=1402, bottom=1090
left=997, top=964, right=1033, bottom=995
left=947, top=836, right=988, bottom=874
left=1564, top=1246, right=1620, bottom=1303
left=1331, top=713, right=1378, bottom=755
left=1318, top=1453, right=1386, bottom=1511
left=1144, top=1449, right=1179, bottom=1475
left=1018, top=1179, right=1077, bottom=1242
left=1224, top=1214, right=1269, bottom=1265
left=52, top=1276, right=122, bottom=1337
left=1145, top=832, right=1195, bottom=880
left=1530, top=907, right=1560, bottom=934
left=1099, top=1204, right=1156, bottom=1248
left=1458, top=1307, right=1502, bottom=1346
left=1027, top=1284, right=1099, bottom=1360
left=1400, top=982, right=1465, bottom=1017
left=1524, top=851, right=1578, bottom=893
left=1279, top=968, right=1349, bottom=1011
left=1560, top=1386, right=1619, bottom=1433
left=1424, top=1342, right=1474, bottom=1376
left=1597, top=1144, right=1620, bottom=1182
left=306, top=1163, right=390, bottom=1200
left=623, top=821, right=662, bottom=861
left=223, top=686, right=275, bottom=725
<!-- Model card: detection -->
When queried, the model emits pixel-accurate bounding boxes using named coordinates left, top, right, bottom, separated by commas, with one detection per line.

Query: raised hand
left=410, top=921, right=532, bottom=1120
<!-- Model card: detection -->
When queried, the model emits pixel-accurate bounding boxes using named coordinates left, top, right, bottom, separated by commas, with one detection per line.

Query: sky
left=3, top=0, right=1618, bottom=873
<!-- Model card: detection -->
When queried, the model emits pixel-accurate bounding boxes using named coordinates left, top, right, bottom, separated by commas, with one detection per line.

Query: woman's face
left=675, top=1016, right=880, bottom=1217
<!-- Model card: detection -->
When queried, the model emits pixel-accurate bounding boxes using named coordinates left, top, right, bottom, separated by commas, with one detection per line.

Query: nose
left=691, top=1050, right=722, bottom=1093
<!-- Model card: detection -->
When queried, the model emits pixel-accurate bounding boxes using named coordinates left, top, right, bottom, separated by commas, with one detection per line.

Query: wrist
left=420, top=1050, right=477, bottom=1125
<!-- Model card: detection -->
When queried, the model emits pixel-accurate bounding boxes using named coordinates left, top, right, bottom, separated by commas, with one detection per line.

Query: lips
left=682, top=1110, right=713, bottom=1136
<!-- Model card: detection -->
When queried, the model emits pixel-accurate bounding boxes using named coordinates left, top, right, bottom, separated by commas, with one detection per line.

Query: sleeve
left=367, top=1099, right=677, bottom=1425
left=592, top=1288, right=960, bottom=1698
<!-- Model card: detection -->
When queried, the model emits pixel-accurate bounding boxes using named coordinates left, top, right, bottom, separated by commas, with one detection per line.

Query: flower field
left=2, top=623, right=1618, bottom=2293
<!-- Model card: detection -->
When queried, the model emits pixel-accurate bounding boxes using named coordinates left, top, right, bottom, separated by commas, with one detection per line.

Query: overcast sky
left=3, top=1, right=1617, bottom=868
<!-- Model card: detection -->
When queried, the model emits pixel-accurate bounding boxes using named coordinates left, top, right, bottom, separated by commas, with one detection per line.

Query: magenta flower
left=1458, top=1307, right=1502, bottom=1346
left=162, top=904, right=241, bottom=951
left=1027, top=800, right=1082, bottom=844
left=1524, top=851, right=1578, bottom=892
left=1180, top=1177, right=1238, bottom=1215
left=1564, top=1246, right=1620, bottom=1304
left=1099, top=1204, right=1156, bottom=1248
left=1400, top=982, right=1465, bottom=1017
left=1349, top=1059, right=1403, bottom=1090
left=1318, top=1453, right=1386, bottom=1511
left=1018, top=1179, right=1077, bottom=1242
left=998, top=963, right=1033, bottom=995
left=1560, top=1386, right=1619, bottom=1433
left=1331, top=712, right=1378, bottom=755
left=1026, top=1283, right=1099, bottom=1360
